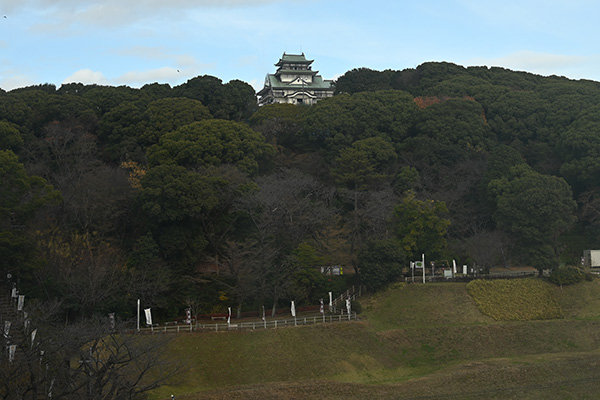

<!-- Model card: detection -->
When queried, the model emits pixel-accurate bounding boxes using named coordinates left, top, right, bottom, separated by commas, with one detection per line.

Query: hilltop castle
left=257, top=52, right=335, bottom=106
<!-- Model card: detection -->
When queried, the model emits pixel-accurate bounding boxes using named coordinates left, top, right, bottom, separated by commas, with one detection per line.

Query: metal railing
left=138, top=312, right=359, bottom=334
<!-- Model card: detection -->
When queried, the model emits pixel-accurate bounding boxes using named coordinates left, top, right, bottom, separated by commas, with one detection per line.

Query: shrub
left=549, top=266, right=585, bottom=287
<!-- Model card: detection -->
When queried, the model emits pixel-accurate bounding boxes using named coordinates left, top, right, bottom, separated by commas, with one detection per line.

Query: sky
left=1, top=0, right=600, bottom=92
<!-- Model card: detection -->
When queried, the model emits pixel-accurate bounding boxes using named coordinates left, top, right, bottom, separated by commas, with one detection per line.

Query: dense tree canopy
left=146, top=119, right=274, bottom=175
left=3, top=62, right=600, bottom=325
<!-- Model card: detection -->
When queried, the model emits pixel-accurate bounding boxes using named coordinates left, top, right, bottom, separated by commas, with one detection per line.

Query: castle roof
left=275, top=52, right=313, bottom=66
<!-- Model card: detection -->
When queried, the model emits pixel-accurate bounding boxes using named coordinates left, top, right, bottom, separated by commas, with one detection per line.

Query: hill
left=151, top=279, right=600, bottom=399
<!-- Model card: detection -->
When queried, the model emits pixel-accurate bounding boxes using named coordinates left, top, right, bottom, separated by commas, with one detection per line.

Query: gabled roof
left=264, top=74, right=334, bottom=90
left=275, top=52, right=313, bottom=66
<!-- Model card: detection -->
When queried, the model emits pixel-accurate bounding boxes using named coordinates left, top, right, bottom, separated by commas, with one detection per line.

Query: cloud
left=4, top=0, right=298, bottom=29
left=62, top=68, right=110, bottom=85
left=61, top=65, right=204, bottom=88
left=0, top=73, right=36, bottom=91
left=468, top=51, right=591, bottom=76
left=115, top=67, right=181, bottom=86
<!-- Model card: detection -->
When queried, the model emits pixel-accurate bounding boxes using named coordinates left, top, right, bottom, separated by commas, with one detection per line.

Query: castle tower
left=257, top=52, right=335, bottom=106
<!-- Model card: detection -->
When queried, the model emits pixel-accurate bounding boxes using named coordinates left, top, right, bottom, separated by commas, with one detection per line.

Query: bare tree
left=0, top=316, right=180, bottom=400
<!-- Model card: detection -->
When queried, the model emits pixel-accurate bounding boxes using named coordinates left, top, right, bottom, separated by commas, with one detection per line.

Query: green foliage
left=138, top=165, right=222, bottom=222
left=334, top=68, right=393, bottom=94
left=97, top=101, right=146, bottom=162
left=391, top=191, right=450, bottom=260
left=146, top=119, right=275, bottom=175
left=174, top=75, right=256, bottom=120
left=10, top=61, right=600, bottom=324
left=292, top=267, right=328, bottom=303
left=331, top=147, right=382, bottom=191
left=489, top=165, right=576, bottom=270
left=249, top=103, right=306, bottom=126
left=416, top=98, right=493, bottom=151
left=394, top=166, right=420, bottom=194
left=558, top=105, right=600, bottom=191
left=0, top=150, right=61, bottom=222
left=249, top=103, right=307, bottom=148
left=357, top=238, right=405, bottom=291
left=138, top=97, right=213, bottom=145
left=549, top=266, right=586, bottom=286
left=301, top=90, right=418, bottom=153
left=467, top=279, right=563, bottom=320
left=0, top=120, right=24, bottom=151
left=292, top=242, right=324, bottom=268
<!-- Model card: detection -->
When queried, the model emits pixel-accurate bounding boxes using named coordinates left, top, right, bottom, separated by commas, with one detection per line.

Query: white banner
left=328, top=292, right=333, bottom=311
left=227, top=307, right=231, bottom=325
left=31, top=329, right=37, bottom=348
left=319, top=298, right=324, bottom=314
left=262, top=305, right=266, bottom=321
left=185, top=309, right=192, bottom=324
left=144, top=308, right=152, bottom=326
left=8, top=345, right=16, bottom=363
left=11, top=287, right=17, bottom=298
left=4, top=321, right=10, bottom=338
left=346, top=298, right=351, bottom=315
left=291, top=301, right=296, bottom=317
left=17, top=295, right=24, bottom=311
left=109, top=313, right=116, bottom=331
left=453, top=259, right=457, bottom=274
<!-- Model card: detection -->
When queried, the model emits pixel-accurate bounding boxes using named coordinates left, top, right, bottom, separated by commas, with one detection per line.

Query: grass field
left=149, top=279, right=600, bottom=400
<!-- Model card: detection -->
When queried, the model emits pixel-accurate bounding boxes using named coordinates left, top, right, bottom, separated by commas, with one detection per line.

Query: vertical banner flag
left=291, top=301, right=296, bottom=317
left=227, top=307, right=231, bottom=325
left=328, top=291, right=333, bottom=312
left=48, top=378, right=55, bottom=398
left=453, top=259, right=457, bottom=274
left=185, top=309, right=192, bottom=324
left=31, top=329, right=37, bottom=348
left=109, top=313, right=116, bottom=331
left=346, top=298, right=351, bottom=316
left=8, top=345, right=16, bottom=363
left=137, top=299, right=140, bottom=332
left=463, top=265, right=467, bottom=275
left=4, top=321, right=10, bottom=338
left=320, top=298, right=324, bottom=314
left=17, top=295, right=24, bottom=311
left=144, top=308, right=152, bottom=326
left=11, top=287, right=17, bottom=298
left=262, top=305, right=266, bottom=321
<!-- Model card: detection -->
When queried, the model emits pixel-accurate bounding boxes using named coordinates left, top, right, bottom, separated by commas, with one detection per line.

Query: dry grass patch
left=364, top=282, right=493, bottom=331
left=467, top=278, right=563, bottom=320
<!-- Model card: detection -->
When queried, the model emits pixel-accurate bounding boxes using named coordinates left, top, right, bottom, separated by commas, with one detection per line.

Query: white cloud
left=4, top=0, right=300, bottom=30
left=62, top=68, right=110, bottom=85
left=463, top=51, right=600, bottom=82
left=61, top=66, right=204, bottom=88
left=115, top=67, right=181, bottom=86
left=468, top=51, right=592, bottom=77
left=0, top=74, right=36, bottom=91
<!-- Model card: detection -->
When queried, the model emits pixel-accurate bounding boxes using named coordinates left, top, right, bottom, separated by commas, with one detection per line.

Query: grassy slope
left=152, top=279, right=600, bottom=400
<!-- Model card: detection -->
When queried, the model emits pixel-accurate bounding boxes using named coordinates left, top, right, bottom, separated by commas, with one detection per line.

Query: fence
left=405, top=270, right=538, bottom=283
left=331, top=285, right=363, bottom=313
left=137, top=312, right=360, bottom=334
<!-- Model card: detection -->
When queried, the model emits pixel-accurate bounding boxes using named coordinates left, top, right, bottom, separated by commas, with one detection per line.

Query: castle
left=257, top=52, right=335, bottom=106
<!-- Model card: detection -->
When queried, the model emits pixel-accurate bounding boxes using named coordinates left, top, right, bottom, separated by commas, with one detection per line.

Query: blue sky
left=1, top=0, right=599, bottom=92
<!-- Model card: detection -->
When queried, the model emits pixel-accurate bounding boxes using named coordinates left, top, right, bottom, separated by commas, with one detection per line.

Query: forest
left=2, top=62, right=600, bottom=323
